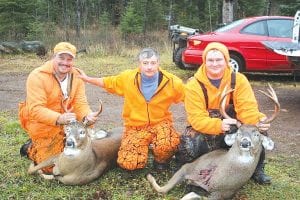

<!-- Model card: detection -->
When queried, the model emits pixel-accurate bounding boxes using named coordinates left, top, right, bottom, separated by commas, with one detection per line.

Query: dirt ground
left=0, top=72, right=299, bottom=159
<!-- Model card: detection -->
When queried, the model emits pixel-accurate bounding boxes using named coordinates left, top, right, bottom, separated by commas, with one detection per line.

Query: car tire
left=174, top=47, right=186, bottom=69
left=229, top=54, right=244, bottom=72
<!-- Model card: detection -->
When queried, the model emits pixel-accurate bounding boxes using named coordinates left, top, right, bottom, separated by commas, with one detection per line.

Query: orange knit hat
left=202, top=42, right=230, bottom=65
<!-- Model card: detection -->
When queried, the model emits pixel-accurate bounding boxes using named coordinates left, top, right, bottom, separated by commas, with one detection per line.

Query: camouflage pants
left=117, top=120, right=180, bottom=170
left=175, top=126, right=230, bottom=165
left=175, top=109, right=235, bottom=165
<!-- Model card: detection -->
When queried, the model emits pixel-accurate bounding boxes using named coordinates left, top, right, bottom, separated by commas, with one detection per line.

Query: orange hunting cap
left=53, top=42, right=77, bottom=58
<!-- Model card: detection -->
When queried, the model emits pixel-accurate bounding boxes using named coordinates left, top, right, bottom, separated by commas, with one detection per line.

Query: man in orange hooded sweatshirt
left=175, top=42, right=272, bottom=185
left=19, top=42, right=99, bottom=174
left=78, top=48, right=185, bottom=171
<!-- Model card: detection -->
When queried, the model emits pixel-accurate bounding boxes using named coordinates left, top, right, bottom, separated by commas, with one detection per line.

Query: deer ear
left=261, top=135, right=274, bottom=150
left=87, top=129, right=108, bottom=140
left=225, top=133, right=237, bottom=146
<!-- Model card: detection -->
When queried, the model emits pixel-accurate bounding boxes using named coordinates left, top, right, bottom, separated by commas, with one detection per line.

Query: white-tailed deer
left=147, top=84, right=280, bottom=200
left=28, top=99, right=123, bottom=185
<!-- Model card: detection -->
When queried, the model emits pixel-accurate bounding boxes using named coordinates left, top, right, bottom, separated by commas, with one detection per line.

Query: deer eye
left=79, top=129, right=86, bottom=136
left=253, top=131, right=259, bottom=137
left=64, top=127, right=71, bottom=135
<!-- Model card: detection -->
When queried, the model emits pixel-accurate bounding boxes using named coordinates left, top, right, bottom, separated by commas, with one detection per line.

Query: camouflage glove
left=225, top=124, right=238, bottom=134
left=257, top=117, right=270, bottom=136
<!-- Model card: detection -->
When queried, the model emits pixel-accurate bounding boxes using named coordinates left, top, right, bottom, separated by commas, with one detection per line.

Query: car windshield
left=215, top=19, right=245, bottom=32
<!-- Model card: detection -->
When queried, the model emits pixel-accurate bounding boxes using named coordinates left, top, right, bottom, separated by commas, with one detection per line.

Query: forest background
left=0, top=0, right=299, bottom=53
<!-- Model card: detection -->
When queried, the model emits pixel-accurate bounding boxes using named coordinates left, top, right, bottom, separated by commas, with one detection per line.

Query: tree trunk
left=266, top=0, right=272, bottom=16
left=143, top=0, right=149, bottom=36
left=62, top=0, right=70, bottom=41
left=76, top=0, right=81, bottom=38
left=222, top=0, right=234, bottom=24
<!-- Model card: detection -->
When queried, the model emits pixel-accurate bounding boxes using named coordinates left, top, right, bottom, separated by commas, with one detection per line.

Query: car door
left=239, top=20, right=269, bottom=71
left=266, top=19, right=293, bottom=71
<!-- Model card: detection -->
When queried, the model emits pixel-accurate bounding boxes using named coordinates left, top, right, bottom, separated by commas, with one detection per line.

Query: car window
left=267, top=19, right=293, bottom=38
left=215, top=19, right=245, bottom=32
left=240, top=20, right=267, bottom=36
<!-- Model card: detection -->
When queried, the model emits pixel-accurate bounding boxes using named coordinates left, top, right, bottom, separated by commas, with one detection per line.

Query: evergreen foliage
left=0, top=0, right=298, bottom=41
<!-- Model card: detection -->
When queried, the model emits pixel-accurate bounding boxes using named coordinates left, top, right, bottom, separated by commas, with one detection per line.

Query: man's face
left=139, top=55, right=159, bottom=77
left=53, top=53, right=74, bottom=75
left=205, top=50, right=226, bottom=79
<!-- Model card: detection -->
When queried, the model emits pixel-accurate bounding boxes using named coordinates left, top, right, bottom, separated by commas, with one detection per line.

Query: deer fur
left=147, top=84, right=280, bottom=200
left=28, top=124, right=122, bottom=185
left=147, top=125, right=274, bottom=199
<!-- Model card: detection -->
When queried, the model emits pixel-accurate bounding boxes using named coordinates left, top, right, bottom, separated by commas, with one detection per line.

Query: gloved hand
left=56, top=112, right=76, bottom=125
left=221, top=118, right=237, bottom=133
left=83, top=112, right=99, bottom=126
left=256, top=117, right=270, bottom=135
left=226, top=124, right=238, bottom=134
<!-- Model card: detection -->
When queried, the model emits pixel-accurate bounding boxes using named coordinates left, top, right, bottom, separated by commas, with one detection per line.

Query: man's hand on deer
left=257, top=117, right=270, bottom=135
left=83, top=112, right=99, bottom=126
left=56, top=113, right=76, bottom=125
left=221, top=118, right=237, bottom=133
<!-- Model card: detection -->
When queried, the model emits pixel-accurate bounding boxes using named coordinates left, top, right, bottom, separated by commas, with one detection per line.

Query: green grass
left=0, top=114, right=299, bottom=199
left=0, top=52, right=299, bottom=199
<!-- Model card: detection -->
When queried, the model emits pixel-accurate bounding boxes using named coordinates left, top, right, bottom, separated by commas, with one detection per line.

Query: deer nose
left=66, top=139, right=74, bottom=147
left=241, top=138, right=251, bottom=148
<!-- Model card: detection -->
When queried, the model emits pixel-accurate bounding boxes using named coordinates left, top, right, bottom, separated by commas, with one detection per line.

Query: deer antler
left=61, top=98, right=73, bottom=113
left=219, top=85, right=242, bottom=128
left=94, top=99, right=103, bottom=117
left=220, top=85, right=234, bottom=120
left=258, top=83, right=280, bottom=124
left=82, top=99, right=103, bottom=126
left=220, top=84, right=280, bottom=126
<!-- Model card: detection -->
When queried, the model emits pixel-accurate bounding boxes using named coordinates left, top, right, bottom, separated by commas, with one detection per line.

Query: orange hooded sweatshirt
left=184, top=42, right=265, bottom=135
left=20, top=60, right=91, bottom=140
left=103, top=68, right=184, bottom=127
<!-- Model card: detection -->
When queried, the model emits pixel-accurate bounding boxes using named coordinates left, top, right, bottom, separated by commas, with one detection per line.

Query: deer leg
left=27, top=155, right=58, bottom=174
left=147, top=165, right=187, bottom=194
left=39, top=173, right=55, bottom=180
left=58, top=162, right=105, bottom=185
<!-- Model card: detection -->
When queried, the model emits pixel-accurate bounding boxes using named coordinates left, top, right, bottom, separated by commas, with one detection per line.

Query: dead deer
left=28, top=99, right=123, bottom=185
left=147, top=84, right=280, bottom=200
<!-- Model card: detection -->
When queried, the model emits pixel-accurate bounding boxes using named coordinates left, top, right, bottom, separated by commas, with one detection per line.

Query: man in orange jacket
left=78, top=48, right=185, bottom=171
left=19, top=42, right=99, bottom=174
left=176, top=42, right=271, bottom=184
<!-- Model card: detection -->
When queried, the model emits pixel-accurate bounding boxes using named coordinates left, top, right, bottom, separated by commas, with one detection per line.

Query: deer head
left=220, top=83, right=280, bottom=151
left=61, top=98, right=104, bottom=156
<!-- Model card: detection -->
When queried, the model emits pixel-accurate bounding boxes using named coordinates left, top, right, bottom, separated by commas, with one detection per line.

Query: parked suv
left=177, top=16, right=294, bottom=73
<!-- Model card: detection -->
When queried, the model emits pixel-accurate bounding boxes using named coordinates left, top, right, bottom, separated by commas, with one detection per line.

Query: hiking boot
left=153, top=161, right=169, bottom=171
left=20, top=139, right=32, bottom=158
left=251, top=148, right=271, bottom=184
left=252, top=164, right=272, bottom=184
